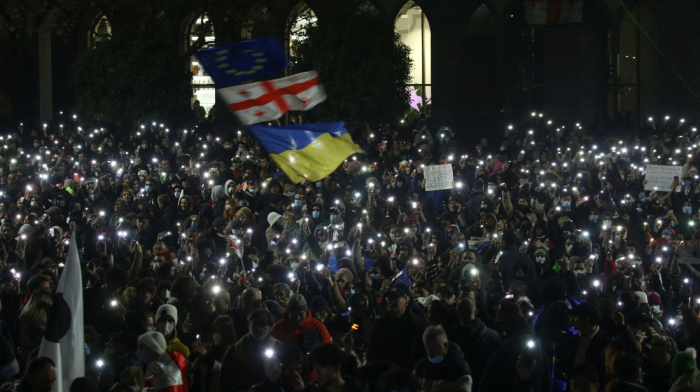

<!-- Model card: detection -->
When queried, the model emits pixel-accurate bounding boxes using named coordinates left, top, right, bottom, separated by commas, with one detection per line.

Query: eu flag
left=195, top=37, right=289, bottom=88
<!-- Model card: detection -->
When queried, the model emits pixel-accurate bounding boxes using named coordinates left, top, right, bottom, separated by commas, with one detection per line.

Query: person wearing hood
left=414, top=325, right=472, bottom=392
left=155, top=304, right=190, bottom=359
left=309, top=201, right=330, bottom=231
left=211, top=184, right=228, bottom=218
left=258, top=194, right=287, bottom=232
left=270, top=294, right=332, bottom=353
left=220, top=309, right=282, bottom=392
left=265, top=212, right=284, bottom=245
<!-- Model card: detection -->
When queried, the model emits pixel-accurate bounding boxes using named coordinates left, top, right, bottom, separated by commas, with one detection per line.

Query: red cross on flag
left=524, top=0, right=583, bottom=25
left=217, top=70, right=327, bottom=125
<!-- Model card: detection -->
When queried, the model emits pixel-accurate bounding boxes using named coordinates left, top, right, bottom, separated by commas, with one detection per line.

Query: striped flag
left=38, top=231, right=84, bottom=392
left=218, top=71, right=327, bottom=125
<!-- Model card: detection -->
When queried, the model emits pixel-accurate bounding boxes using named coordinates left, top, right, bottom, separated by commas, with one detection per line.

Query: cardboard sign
left=676, top=240, right=700, bottom=264
left=644, top=164, right=682, bottom=192
left=424, top=164, right=454, bottom=192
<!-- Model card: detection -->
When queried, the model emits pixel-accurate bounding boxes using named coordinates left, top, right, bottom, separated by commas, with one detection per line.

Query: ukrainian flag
left=247, top=122, right=363, bottom=183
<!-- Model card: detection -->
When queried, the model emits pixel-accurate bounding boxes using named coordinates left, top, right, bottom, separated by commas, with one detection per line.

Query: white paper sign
left=676, top=240, right=700, bottom=264
left=644, top=164, right=682, bottom=192
left=424, top=164, right=454, bottom=191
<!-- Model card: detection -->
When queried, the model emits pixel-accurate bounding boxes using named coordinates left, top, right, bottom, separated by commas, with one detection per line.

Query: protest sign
left=424, top=164, right=453, bottom=192
left=644, top=164, right=682, bottom=192
left=676, top=240, right=700, bottom=264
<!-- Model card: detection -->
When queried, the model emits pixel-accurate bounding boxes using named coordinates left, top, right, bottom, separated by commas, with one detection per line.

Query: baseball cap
left=387, top=283, right=412, bottom=299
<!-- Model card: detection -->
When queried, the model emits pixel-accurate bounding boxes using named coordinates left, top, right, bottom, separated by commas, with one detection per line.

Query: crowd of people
left=1, top=111, right=700, bottom=392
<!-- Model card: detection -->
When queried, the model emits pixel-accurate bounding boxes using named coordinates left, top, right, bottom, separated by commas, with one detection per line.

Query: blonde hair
left=237, top=207, right=253, bottom=220
left=19, top=290, right=53, bottom=327
left=123, top=287, right=137, bottom=302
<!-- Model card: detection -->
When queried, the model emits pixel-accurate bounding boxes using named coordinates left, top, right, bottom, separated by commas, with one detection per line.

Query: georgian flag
left=217, top=71, right=327, bottom=125
left=144, top=351, right=188, bottom=392
left=38, top=230, right=84, bottom=392
left=524, top=0, right=583, bottom=25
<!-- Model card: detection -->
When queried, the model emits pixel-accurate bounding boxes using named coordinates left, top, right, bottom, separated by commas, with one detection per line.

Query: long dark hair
left=207, top=315, right=236, bottom=361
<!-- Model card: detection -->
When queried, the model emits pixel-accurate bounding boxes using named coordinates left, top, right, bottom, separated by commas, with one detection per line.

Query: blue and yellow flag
left=247, top=122, right=363, bottom=184
left=195, top=37, right=289, bottom=88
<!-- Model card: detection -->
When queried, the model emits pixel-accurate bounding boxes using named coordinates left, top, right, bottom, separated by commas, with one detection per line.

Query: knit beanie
left=138, top=332, right=166, bottom=355
left=672, top=348, right=697, bottom=375
left=287, top=293, right=308, bottom=312
left=155, top=304, right=178, bottom=325
left=335, top=268, right=353, bottom=283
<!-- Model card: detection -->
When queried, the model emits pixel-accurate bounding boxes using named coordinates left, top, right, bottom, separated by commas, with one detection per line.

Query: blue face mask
left=589, top=215, right=598, bottom=223
left=428, top=355, right=444, bottom=364
left=671, top=220, right=676, bottom=228
left=90, top=194, right=99, bottom=201
left=330, top=216, right=338, bottom=224
left=284, top=225, right=293, bottom=231
left=370, top=274, right=381, bottom=279
left=345, top=289, right=356, bottom=297
left=312, top=211, right=320, bottom=219
left=289, top=192, right=296, bottom=198
left=58, top=201, right=65, bottom=207
left=561, top=201, right=571, bottom=208
left=84, top=343, right=92, bottom=356
left=146, top=327, right=154, bottom=333
left=146, top=186, right=153, bottom=193
left=316, top=182, right=323, bottom=188
left=135, top=350, right=151, bottom=365
left=225, top=205, right=231, bottom=211
left=683, top=206, right=692, bottom=215
left=603, top=219, right=612, bottom=227
left=480, top=204, right=487, bottom=210
left=294, top=200, right=302, bottom=208
left=191, top=222, right=198, bottom=228
left=232, top=229, right=240, bottom=235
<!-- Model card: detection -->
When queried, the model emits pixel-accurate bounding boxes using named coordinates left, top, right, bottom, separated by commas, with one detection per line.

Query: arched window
left=617, top=2, right=658, bottom=122
left=189, top=14, right=216, bottom=114
left=395, top=1, right=431, bottom=111
left=88, top=14, right=111, bottom=49
left=288, top=2, right=317, bottom=58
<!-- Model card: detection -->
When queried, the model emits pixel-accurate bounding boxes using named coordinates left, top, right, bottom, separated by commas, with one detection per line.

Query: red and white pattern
left=217, top=70, right=327, bottom=125
left=524, top=0, right=583, bottom=25
left=145, top=351, right=188, bottom=392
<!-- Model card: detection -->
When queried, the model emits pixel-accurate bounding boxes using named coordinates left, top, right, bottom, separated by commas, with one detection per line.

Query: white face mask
left=174, top=191, right=181, bottom=198
left=290, top=262, right=299, bottom=271
left=535, top=256, right=546, bottom=264
left=158, top=321, right=174, bottom=336
left=650, top=304, right=661, bottom=314
left=212, top=332, right=222, bottom=346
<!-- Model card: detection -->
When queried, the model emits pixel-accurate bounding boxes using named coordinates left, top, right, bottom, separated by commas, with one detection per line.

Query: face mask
left=212, top=332, right=222, bottom=346
left=177, top=148, right=183, bottom=153
left=207, top=136, right=213, bottom=141
left=603, top=220, right=612, bottom=227
left=637, top=208, right=643, bottom=214
left=294, top=200, right=302, bottom=208
left=227, top=187, right=234, bottom=194
left=683, top=206, right=692, bottom=215
left=500, top=146, right=505, bottom=151
left=593, top=253, right=599, bottom=260
left=174, top=191, right=181, bottom=198
left=428, top=355, right=444, bottom=364
left=33, top=143, right=39, bottom=148
left=312, top=211, right=320, bottom=219
left=58, top=200, right=65, bottom=207
left=68, top=140, right=74, bottom=145
left=650, top=304, right=660, bottom=314
left=480, top=204, right=488, bottom=210
left=223, top=204, right=231, bottom=212
left=316, top=182, right=323, bottom=188
left=146, top=186, right=153, bottom=193
left=561, top=201, right=571, bottom=208
left=135, top=350, right=151, bottom=365
left=662, top=235, right=671, bottom=240
left=108, top=142, right=113, bottom=147
left=390, top=234, right=396, bottom=241
left=589, top=215, right=598, bottom=223
left=141, top=144, right=147, bottom=149
left=91, top=194, right=99, bottom=201
left=30, top=201, right=36, bottom=207
left=317, top=198, right=324, bottom=204
left=284, top=224, right=293, bottom=231
left=566, top=246, right=573, bottom=254
left=290, top=262, right=299, bottom=270
left=158, top=322, right=174, bottom=336
left=248, top=188, right=258, bottom=194
left=535, top=256, right=546, bottom=264
left=346, top=289, right=356, bottom=297
left=330, top=216, right=338, bottom=224
left=639, top=282, right=646, bottom=291
left=191, top=222, right=198, bottom=228
left=370, top=274, right=381, bottom=279
left=670, top=221, right=676, bottom=228
left=573, top=270, right=585, bottom=276
left=84, top=343, right=92, bottom=356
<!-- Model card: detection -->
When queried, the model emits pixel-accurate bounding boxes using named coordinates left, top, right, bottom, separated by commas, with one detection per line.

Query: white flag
left=524, top=0, right=583, bottom=25
left=38, top=232, right=85, bottom=392
left=217, top=70, right=327, bottom=125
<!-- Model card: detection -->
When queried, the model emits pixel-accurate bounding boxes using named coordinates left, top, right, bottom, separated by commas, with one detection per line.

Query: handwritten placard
left=676, top=240, right=700, bottom=264
left=424, top=164, right=454, bottom=192
left=644, top=164, right=682, bottom=192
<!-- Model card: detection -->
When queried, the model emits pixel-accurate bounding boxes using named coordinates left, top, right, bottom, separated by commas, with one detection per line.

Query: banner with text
left=644, top=164, right=682, bottom=192
left=676, top=240, right=700, bottom=264
left=424, top=164, right=454, bottom=192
